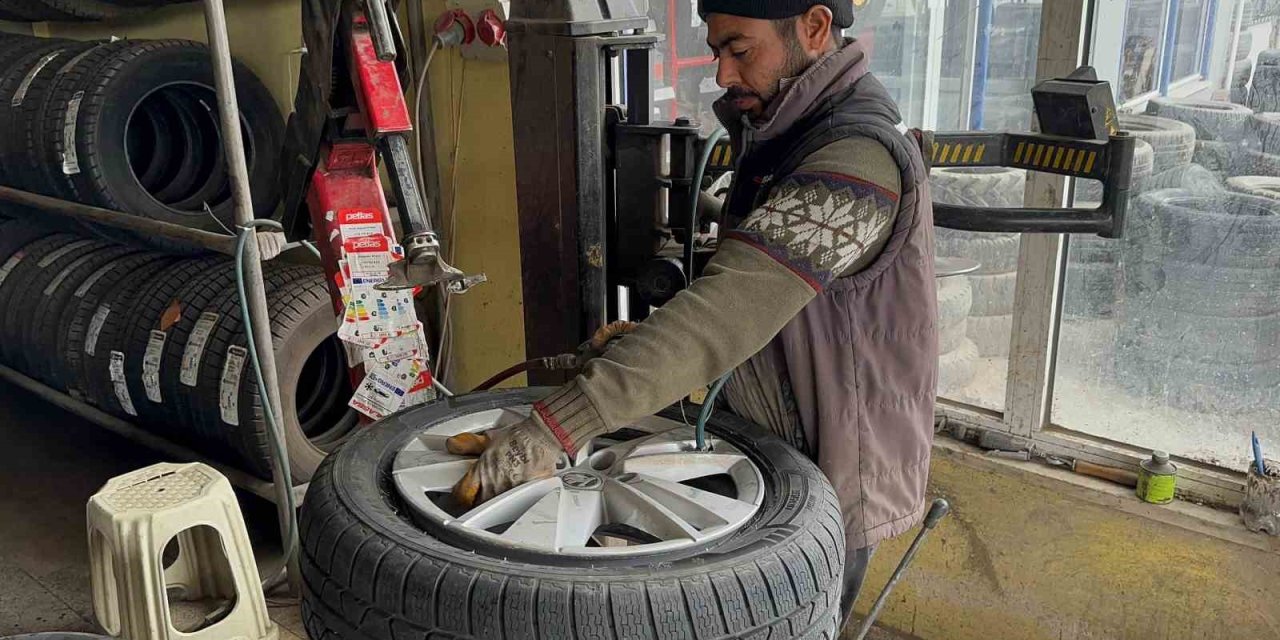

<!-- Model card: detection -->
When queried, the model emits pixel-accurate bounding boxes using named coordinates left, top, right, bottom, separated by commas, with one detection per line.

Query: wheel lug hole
left=589, top=450, right=617, bottom=471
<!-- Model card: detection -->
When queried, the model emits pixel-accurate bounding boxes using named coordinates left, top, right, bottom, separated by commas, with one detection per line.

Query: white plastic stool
left=86, top=462, right=278, bottom=640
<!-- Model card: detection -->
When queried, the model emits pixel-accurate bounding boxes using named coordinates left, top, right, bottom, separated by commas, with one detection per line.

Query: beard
left=727, top=35, right=816, bottom=119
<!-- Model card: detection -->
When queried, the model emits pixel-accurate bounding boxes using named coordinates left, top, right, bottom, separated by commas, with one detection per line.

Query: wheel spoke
left=554, top=485, right=605, bottom=550
left=454, top=477, right=560, bottom=530
left=629, top=474, right=758, bottom=529
left=621, top=452, right=749, bottom=483
left=393, top=448, right=469, bottom=472
left=499, top=485, right=564, bottom=549
left=603, top=478, right=702, bottom=542
left=392, top=459, right=473, bottom=492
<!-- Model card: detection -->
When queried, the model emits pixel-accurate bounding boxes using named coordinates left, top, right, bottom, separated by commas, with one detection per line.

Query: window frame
left=933, top=0, right=1255, bottom=509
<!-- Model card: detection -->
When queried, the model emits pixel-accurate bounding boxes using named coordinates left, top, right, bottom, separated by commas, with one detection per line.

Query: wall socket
left=445, top=0, right=509, bottom=61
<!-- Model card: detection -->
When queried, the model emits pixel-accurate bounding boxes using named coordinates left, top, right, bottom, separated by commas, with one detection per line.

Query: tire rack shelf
left=0, top=0, right=299, bottom=526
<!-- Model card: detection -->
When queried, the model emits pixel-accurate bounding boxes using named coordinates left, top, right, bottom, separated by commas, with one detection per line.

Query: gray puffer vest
left=722, top=49, right=938, bottom=549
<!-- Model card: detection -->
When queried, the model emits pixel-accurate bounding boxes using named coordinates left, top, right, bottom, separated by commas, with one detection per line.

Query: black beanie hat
left=697, top=0, right=855, bottom=28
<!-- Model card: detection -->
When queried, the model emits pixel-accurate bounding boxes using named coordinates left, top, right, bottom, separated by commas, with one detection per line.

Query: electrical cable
left=234, top=219, right=298, bottom=593
left=412, top=39, right=442, bottom=199
left=435, top=58, right=468, bottom=386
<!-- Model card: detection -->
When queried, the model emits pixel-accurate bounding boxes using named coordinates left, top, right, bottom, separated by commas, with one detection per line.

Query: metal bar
left=1004, top=0, right=1091, bottom=436
left=0, top=364, right=277, bottom=502
left=968, top=0, right=995, bottom=129
left=405, top=0, right=444, bottom=231
left=364, top=0, right=398, bottom=61
left=0, top=186, right=236, bottom=255
left=201, top=0, right=299, bottom=592
left=1223, top=1, right=1245, bottom=91
left=1200, top=0, right=1217, bottom=79
left=1158, top=0, right=1181, bottom=94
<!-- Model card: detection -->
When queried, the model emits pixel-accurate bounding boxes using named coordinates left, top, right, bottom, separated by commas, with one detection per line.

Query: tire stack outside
left=932, top=167, right=1024, bottom=361
left=0, top=33, right=282, bottom=252
left=936, top=274, right=977, bottom=395
left=1249, top=49, right=1280, bottom=113
left=1059, top=113, right=1218, bottom=382
left=0, top=218, right=354, bottom=481
left=1117, top=190, right=1280, bottom=414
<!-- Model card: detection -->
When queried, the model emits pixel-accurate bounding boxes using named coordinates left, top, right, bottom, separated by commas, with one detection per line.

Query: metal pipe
left=1201, top=0, right=1218, bottom=80
left=852, top=499, right=952, bottom=640
left=201, top=0, right=299, bottom=593
left=1158, top=0, right=1182, bottom=94
left=0, top=364, right=277, bottom=502
left=969, top=0, right=995, bottom=130
left=0, top=186, right=236, bottom=255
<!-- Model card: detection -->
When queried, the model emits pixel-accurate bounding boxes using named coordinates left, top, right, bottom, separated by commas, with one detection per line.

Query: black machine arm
left=700, top=66, right=1135, bottom=238
left=926, top=130, right=1135, bottom=238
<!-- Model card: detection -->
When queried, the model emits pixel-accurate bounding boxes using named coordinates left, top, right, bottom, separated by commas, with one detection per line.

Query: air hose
left=235, top=219, right=297, bottom=593
left=685, top=128, right=728, bottom=284
left=695, top=372, right=732, bottom=451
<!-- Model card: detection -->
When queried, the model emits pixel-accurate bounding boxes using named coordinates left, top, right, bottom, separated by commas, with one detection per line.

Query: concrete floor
left=0, top=379, right=308, bottom=639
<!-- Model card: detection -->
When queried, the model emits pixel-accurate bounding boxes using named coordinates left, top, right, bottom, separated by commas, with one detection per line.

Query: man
left=451, top=0, right=938, bottom=628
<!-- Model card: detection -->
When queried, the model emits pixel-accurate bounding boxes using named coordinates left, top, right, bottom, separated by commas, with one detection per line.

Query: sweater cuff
left=533, top=380, right=608, bottom=456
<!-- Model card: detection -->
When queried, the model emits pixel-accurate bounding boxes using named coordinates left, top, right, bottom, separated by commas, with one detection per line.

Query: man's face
left=706, top=14, right=813, bottom=119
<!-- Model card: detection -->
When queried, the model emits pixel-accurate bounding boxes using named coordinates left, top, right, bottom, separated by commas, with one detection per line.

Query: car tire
left=120, top=256, right=229, bottom=430
left=23, top=243, right=137, bottom=388
left=189, top=268, right=351, bottom=481
left=1122, top=307, right=1280, bottom=365
left=59, top=252, right=170, bottom=404
left=937, top=275, right=972, bottom=330
left=928, top=166, right=1025, bottom=208
left=1132, top=190, right=1280, bottom=270
left=1118, top=114, right=1196, bottom=172
left=1143, top=163, right=1223, bottom=194
left=1227, top=175, right=1280, bottom=199
left=1063, top=261, right=1119, bottom=319
left=934, top=230, right=1020, bottom=275
left=0, top=234, right=87, bottom=366
left=35, top=39, right=282, bottom=250
left=938, top=338, right=979, bottom=393
left=1249, top=65, right=1280, bottom=114
left=299, top=388, right=846, bottom=640
left=968, top=314, right=1012, bottom=358
left=1192, top=140, right=1242, bottom=178
left=968, top=271, right=1017, bottom=316
left=1149, top=98, right=1254, bottom=142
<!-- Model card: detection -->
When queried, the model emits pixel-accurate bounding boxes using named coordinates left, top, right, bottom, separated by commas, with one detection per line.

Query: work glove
left=448, top=414, right=566, bottom=509
left=450, top=321, right=638, bottom=508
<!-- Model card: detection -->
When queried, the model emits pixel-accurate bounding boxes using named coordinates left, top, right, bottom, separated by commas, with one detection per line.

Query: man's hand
left=448, top=415, right=566, bottom=509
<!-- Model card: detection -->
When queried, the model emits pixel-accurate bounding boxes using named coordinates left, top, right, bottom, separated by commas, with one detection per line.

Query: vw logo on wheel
left=561, top=471, right=603, bottom=491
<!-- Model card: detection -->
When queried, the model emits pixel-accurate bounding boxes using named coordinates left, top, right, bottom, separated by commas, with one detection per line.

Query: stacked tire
left=936, top=274, right=977, bottom=394
left=1116, top=190, right=1280, bottom=414
left=0, top=219, right=354, bottom=481
left=1066, top=140, right=1153, bottom=320
left=0, top=33, right=282, bottom=251
left=931, top=167, right=1024, bottom=358
left=0, top=0, right=190, bottom=22
left=1249, top=49, right=1280, bottom=113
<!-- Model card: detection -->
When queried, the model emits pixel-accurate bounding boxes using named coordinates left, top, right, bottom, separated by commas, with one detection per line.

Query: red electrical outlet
left=434, top=9, right=476, bottom=46
left=476, top=9, right=506, bottom=47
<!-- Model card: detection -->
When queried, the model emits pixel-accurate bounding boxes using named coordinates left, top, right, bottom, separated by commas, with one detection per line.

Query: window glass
left=1171, top=0, right=1208, bottom=80
left=1055, top=10, right=1280, bottom=471
left=1118, top=0, right=1167, bottom=102
left=650, top=1, right=1042, bottom=413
